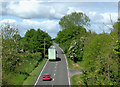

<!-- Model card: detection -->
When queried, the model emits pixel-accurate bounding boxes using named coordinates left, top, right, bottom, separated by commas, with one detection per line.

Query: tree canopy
left=23, top=29, right=52, bottom=53
left=59, top=12, right=90, bottom=29
left=55, top=12, right=119, bottom=85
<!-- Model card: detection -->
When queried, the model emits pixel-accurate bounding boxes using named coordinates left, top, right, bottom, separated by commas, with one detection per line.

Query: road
left=34, top=43, right=70, bottom=86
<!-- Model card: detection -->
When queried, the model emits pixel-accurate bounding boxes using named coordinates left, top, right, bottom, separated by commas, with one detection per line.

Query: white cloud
left=88, top=11, right=118, bottom=24
left=0, top=19, right=59, bottom=38
left=6, top=1, right=50, bottom=18
left=0, top=19, right=16, bottom=23
left=0, top=1, right=118, bottom=38
left=100, top=12, right=118, bottom=23
left=88, top=23, right=112, bottom=34
left=3, top=1, right=67, bottom=19
left=21, top=19, right=60, bottom=38
left=89, top=11, right=96, bottom=15
left=22, top=19, right=59, bottom=31
left=67, top=7, right=84, bottom=14
left=1, top=1, right=118, bottom=20
left=1, top=0, right=119, bottom=2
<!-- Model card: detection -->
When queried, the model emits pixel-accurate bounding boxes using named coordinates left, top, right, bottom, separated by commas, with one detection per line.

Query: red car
left=42, top=73, right=51, bottom=81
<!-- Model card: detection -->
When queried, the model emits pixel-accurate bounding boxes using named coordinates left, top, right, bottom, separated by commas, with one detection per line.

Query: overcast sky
left=0, top=0, right=119, bottom=38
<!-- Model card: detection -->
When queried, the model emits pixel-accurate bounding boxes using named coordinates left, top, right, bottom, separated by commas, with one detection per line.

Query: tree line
left=55, top=12, right=119, bottom=85
left=1, top=24, right=52, bottom=85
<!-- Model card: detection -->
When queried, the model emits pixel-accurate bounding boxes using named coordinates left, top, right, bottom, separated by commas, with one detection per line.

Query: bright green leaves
left=113, top=40, right=120, bottom=55
left=2, top=24, right=52, bottom=85
left=59, top=12, right=90, bottom=29
left=68, top=37, right=85, bottom=63
left=55, top=12, right=119, bottom=85
left=82, top=34, right=119, bottom=85
left=23, top=29, right=52, bottom=53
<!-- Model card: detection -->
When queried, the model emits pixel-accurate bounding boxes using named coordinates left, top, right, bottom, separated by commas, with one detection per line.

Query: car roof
left=43, top=73, right=50, bottom=75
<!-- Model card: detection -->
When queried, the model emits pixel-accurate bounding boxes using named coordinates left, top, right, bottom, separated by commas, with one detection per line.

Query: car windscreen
left=43, top=75, right=50, bottom=76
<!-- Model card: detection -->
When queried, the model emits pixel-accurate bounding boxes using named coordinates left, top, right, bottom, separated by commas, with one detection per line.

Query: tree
left=23, top=29, right=52, bottom=54
left=23, top=29, right=36, bottom=53
left=59, top=12, right=90, bottom=29
left=13, top=34, right=21, bottom=41
left=1, top=24, right=21, bottom=72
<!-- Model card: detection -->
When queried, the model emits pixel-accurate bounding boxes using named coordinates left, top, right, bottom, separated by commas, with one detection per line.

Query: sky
left=0, top=0, right=119, bottom=38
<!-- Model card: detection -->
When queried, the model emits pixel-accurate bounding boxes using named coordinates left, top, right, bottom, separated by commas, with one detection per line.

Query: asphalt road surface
left=34, top=43, right=70, bottom=86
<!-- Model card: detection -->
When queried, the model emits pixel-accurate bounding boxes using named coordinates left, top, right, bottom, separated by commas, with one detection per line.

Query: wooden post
left=44, top=38, right=45, bottom=58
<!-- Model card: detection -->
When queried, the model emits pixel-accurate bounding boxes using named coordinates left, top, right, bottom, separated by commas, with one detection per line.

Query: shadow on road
left=49, top=57, right=61, bottom=62
left=56, top=57, right=61, bottom=61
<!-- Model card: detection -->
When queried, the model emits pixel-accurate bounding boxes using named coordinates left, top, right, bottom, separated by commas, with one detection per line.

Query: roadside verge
left=23, top=58, right=47, bottom=85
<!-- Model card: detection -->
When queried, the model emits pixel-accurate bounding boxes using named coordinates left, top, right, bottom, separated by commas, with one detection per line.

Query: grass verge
left=66, top=53, right=84, bottom=85
left=23, top=58, right=46, bottom=85
left=71, top=74, right=85, bottom=85
left=66, top=54, right=83, bottom=70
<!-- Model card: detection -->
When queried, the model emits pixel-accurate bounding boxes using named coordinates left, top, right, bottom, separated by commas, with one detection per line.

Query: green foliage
left=23, top=29, right=52, bottom=54
left=13, top=34, right=21, bottom=41
left=68, top=37, right=85, bottom=62
left=55, top=25, right=87, bottom=53
left=55, top=12, right=119, bottom=85
left=113, top=40, right=120, bottom=55
left=55, top=12, right=89, bottom=62
left=59, top=12, right=90, bottom=29
left=14, top=52, right=42, bottom=74
left=82, top=34, right=119, bottom=85
left=2, top=24, right=52, bottom=85
left=23, top=59, right=46, bottom=85
left=71, top=74, right=84, bottom=85
left=2, top=71, right=27, bottom=85
left=2, top=52, right=44, bottom=85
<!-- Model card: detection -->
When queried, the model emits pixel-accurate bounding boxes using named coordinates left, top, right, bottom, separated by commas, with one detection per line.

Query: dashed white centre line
left=53, top=78, right=54, bottom=81
left=54, top=73, right=56, bottom=76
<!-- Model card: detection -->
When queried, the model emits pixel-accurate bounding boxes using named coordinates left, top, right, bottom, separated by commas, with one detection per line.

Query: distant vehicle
left=48, top=46, right=56, bottom=60
left=42, top=73, right=51, bottom=81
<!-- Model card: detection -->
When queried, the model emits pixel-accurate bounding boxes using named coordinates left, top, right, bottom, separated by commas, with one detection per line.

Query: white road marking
left=53, top=78, right=54, bottom=81
left=34, top=59, right=48, bottom=86
left=59, top=47, right=71, bottom=86
left=54, top=73, right=56, bottom=76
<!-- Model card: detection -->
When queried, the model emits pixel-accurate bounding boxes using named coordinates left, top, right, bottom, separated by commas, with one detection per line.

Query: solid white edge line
left=59, top=47, right=71, bottom=86
left=64, top=54, right=71, bottom=86
left=34, top=59, right=48, bottom=86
